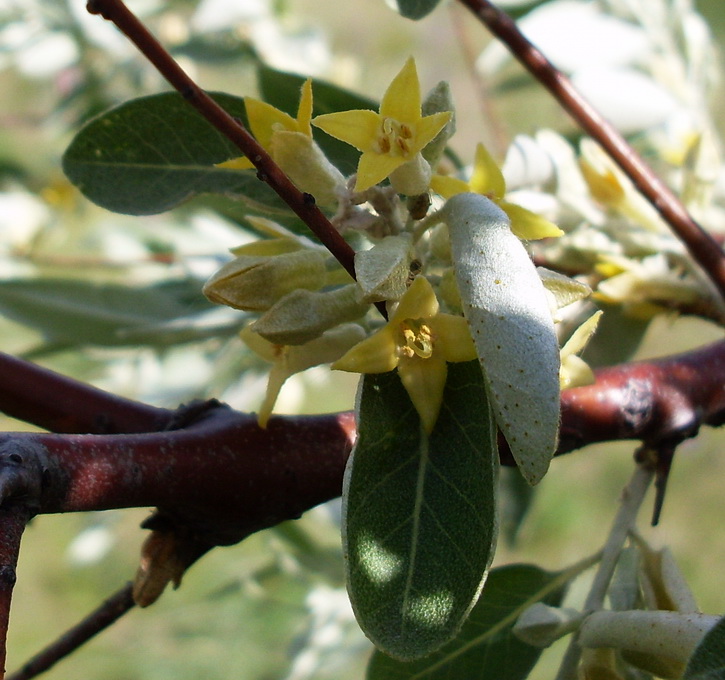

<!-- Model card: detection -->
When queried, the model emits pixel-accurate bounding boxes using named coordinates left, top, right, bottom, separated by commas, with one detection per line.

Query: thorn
left=651, top=445, right=676, bottom=526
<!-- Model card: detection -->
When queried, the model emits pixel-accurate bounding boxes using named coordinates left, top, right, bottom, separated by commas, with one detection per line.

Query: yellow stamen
left=400, top=319, right=433, bottom=359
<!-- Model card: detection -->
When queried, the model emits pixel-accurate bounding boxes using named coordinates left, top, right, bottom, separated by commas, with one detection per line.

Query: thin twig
left=554, top=461, right=654, bottom=680
left=456, top=0, right=725, bottom=303
left=6, top=584, right=135, bottom=680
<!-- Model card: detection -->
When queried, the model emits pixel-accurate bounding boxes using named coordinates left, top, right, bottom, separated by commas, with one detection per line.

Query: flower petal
left=216, top=157, right=254, bottom=170
left=297, top=78, right=313, bottom=137
left=380, top=57, right=421, bottom=123
left=332, top=326, right=399, bottom=373
left=469, top=142, right=506, bottom=199
left=410, top=111, right=452, bottom=154
left=431, top=314, right=477, bottom=362
left=500, top=201, right=564, bottom=240
left=355, top=151, right=406, bottom=192
left=392, top=275, right=439, bottom=321
left=312, top=109, right=381, bottom=152
left=398, top=354, right=448, bottom=433
left=245, top=98, right=298, bottom=148
left=430, top=174, right=470, bottom=199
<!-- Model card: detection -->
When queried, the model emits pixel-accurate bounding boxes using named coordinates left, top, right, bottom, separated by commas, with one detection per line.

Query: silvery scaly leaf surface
left=443, top=193, right=560, bottom=485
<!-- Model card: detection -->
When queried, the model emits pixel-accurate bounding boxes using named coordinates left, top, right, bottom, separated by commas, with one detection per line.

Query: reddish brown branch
left=0, top=352, right=170, bottom=434
left=456, top=0, right=725, bottom=304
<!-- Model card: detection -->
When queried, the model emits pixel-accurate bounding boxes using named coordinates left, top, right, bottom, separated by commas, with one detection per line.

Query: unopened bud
left=355, top=234, right=415, bottom=303
left=421, top=81, right=456, bottom=169
left=513, top=603, right=583, bottom=647
left=389, top=152, right=432, bottom=196
left=253, top=284, right=370, bottom=345
left=203, top=249, right=327, bottom=311
left=271, top=131, right=346, bottom=206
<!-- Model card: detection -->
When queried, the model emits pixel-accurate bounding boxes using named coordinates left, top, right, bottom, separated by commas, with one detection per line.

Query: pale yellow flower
left=431, top=142, right=563, bottom=240
left=312, top=58, right=451, bottom=192
left=332, top=276, right=475, bottom=433
left=218, top=79, right=313, bottom=171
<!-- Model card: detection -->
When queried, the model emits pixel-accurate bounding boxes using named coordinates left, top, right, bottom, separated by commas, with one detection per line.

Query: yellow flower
left=312, top=58, right=451, bottom=193
left=332, top=276, right=476, bottom=433
left=431, top=142, right=563, bottom=240
left=218, top=78, right=313, bottom=171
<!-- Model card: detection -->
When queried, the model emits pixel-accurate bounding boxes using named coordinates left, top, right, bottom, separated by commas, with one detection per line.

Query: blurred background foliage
left=1, top=0, right=725, bottom=677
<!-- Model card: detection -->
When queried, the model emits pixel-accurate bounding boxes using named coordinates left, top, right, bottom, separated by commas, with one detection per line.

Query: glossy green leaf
left=388, top=0, right=443, bottom=20
left=0, top=278, right=214, bottom=346
left=62, top=92, right=292, bottom=216
left=343, top=361, right=499, bottom=661
left=367, top=564, right=570, bottom=680
left=684, top=615, right=725, bottom=680
left=257, top=64, right=378, bottom=176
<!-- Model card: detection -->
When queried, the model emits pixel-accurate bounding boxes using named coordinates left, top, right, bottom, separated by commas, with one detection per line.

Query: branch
left=0, top=352, right=170, bottom=434
left=84, top=0, right=357, bottom=281
left=0, top=340, right=717, bottom=525
left=456, top=0, right=725, bottom=304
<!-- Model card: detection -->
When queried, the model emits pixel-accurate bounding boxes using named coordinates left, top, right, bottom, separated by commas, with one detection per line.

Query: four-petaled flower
left=218, top=78, right=313, bottom=171
left=332, top=276, right=476, bottom=433
left=312, top=58, right=451, bottom=193
left=431, top=142, right=564, bottom=240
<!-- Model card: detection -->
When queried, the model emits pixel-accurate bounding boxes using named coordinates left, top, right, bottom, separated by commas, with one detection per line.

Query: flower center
left=400, top=318, right=433, bottom=359
left=374, top=117, right=414, bottom=158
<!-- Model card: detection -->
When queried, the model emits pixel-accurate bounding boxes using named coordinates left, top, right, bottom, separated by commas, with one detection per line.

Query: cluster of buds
left=203, top=58, right=602, bottom=433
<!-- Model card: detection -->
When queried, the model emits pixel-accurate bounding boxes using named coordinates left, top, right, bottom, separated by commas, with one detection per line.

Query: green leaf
left=0, top=278, right=215, bottom=347
left=62, top=92, right=292, bottom=216
left=257, top=65, right=378, bottom=176
left=684, top=616, right=725, bottom=680
left=343, top=361, right=499, bottom=661
left=367, top=564, right=570, bottom=679
left=388, top=0, right=443, bottom=20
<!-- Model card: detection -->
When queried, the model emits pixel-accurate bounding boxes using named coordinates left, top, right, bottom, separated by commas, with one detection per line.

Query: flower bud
left=252, top=284, right=370, bottom=345
left=355, top=234, right=414, bottom=303
left=271, top=131, right=346, bottom=206
left=421, top=80, right=456, bottom=169
left=203, top=248, right=327, bottom=311
left=389, top=152, right=432, bottom=196
left=513, top=603, right=583, bottom=647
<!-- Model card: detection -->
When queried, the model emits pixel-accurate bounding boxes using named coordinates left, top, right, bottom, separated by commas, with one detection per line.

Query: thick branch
left=456, top=0, right=725, bottom=304
left=0, top=341, right=718, bottom=541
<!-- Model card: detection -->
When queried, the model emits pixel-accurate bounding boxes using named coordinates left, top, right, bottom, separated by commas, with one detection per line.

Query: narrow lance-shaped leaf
left=343, top=361, right=499, bottom=661
left=442, top=193, right=560, bottom=485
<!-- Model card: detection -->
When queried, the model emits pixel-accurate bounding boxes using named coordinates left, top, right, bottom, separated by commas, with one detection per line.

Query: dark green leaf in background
left=343, top=361, right=499, bottom=661
left=0, top=278, right=218, bottom=347
left=684, top=615, right=725, bottom=680
left=62, top=92, right=293, bottom=216
left=388, top=0, right=443, bottom=20
left=367, top=564, right=569, bottom=680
